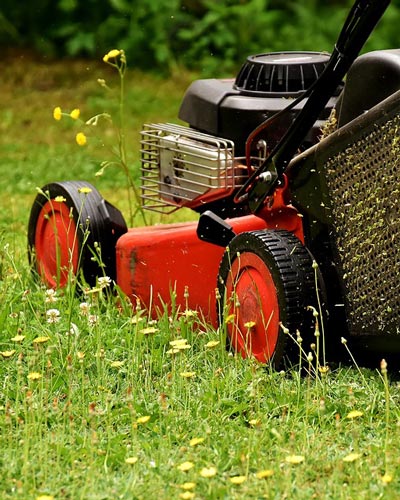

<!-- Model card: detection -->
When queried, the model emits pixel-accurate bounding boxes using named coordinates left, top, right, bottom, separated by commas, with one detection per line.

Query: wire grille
left=325, top=114, right=400, bottom=335
left=140, top=123, right=246, bottom=213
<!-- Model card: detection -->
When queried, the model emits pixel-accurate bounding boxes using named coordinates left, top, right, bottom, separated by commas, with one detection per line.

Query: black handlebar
left=236, top=0, right=391, bottom=213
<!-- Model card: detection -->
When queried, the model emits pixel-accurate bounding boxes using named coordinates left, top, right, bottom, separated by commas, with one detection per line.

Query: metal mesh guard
left=325, top=115, right=400, bottom=335
left=140, top=123, right=242, bottom=213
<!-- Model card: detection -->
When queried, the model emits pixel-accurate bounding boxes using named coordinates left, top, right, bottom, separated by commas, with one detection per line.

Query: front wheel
left=217, top=229, right=318, bottom=367
left=28, top=181, right=127, bottom=288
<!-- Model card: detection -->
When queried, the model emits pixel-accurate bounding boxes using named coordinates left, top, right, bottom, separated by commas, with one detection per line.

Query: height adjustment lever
left=197, top=210, right=236, bottom=247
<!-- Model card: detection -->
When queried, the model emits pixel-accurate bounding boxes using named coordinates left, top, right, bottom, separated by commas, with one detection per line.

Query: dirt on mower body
left=28, top=0, right=398, bottom=366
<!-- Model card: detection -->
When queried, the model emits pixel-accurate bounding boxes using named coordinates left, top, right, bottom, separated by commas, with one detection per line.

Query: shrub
left=0, top=0, right=399, bottom=74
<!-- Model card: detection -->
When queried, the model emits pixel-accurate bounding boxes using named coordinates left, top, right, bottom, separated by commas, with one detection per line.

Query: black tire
left=217, top=229, right=318, bottom=367
left=28, top=181, right=127, bottom=288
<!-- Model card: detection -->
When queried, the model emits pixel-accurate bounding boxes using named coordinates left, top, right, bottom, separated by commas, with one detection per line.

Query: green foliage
left=178, top=0, right=285, bottom=73
left=0, top=0, right=183, bottom=71
left=1, top=0, right=399, bottom=73
left=364, top=3, right=400, bottom=52
left=95, top=0, right=182, bottom=70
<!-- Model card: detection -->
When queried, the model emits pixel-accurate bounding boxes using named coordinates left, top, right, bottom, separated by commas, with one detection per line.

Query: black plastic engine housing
left=179, top=52, right=340, bottom=156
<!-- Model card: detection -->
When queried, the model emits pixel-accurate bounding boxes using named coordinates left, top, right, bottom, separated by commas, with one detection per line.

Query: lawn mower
left=28, top=0, right=398, bottom=366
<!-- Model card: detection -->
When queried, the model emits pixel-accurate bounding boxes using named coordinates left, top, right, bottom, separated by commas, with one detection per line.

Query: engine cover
left=179, top=51, right=339, bottom=156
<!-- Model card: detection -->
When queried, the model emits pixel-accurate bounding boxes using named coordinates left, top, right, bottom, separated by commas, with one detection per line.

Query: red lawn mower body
left=115, top=188, right=303, bottom=323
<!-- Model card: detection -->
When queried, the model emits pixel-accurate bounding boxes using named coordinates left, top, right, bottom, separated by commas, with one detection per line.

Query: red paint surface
left=35, top=200, right=79, bottom=288
left=224, top=252, right=279, bottom=363
left=116, top=187, right=303, bottom=325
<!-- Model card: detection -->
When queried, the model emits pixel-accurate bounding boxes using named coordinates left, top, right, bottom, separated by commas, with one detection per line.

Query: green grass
left=1, top=53, right=400, bottom=499
left=0, top=267, right=399, bottom=499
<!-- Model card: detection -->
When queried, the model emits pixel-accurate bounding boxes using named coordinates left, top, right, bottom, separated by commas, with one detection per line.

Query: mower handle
left=236, top=0, right=391, bottom=213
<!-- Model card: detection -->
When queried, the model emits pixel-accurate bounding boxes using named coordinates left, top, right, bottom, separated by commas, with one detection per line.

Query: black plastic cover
left=338, top=49, right=400, bottom=126
left=196, top=210, right=236, bottom=247
left=178, top=51, right=337, bottom=156
left=235, top=52, right=329, bottom=95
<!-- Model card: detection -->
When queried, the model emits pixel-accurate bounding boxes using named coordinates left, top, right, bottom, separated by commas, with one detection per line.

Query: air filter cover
left=234, top=51, right=330, bottom=95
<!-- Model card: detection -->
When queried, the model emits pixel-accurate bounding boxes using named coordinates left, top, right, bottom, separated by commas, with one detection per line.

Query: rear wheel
left=217, top=229, right=317, bottom=366
left=28, top=181, right=127, bottom=288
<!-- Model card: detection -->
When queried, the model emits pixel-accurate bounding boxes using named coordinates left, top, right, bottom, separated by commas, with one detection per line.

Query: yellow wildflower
left=1, top=350, right=16, bottom=358
left=103, top=49, right=122, bottom=62
left=182, top=309, right=197, bottom=318
left=54, top=195, right=66, bottom=202
left=33, top=336, right=50, bottom=344
left=179, top=493, right=195, bottom=500
left=342, top=452, right=361, bottom=462
left=140, top=326, right=158, bottom=335
left=166, top=348, right=180, bottom=355
left=180, top=482, right=196, bottom=490
left=78, top=186, right=92, bottom=194
left=136, top=415, right=150, bottom=424
left=36, top=495, right=55, bottom=500
left=53, top=106, right=62, bottom=121
left=76, top=132, right=87, bottom=146
left=244, top=321, right=256, bottom=328
left=173, top=344, right=191, bottom=350
left=189, top=437, right=204, bottom=447
left=205, top=340, right=220, bottom=348
left=255, top=469, right=274, bottom=479
left=199, top=466, right=217, bottom=478
left=110, top=360, right=125, bottom=368
left=230, top=476, right=247, bottom=485
left=28, top=372, right=42, bottom=381
left=285, top=455, right=304, bottom=464
left=225, top=314, right=235, bottom=324
left=177, top=461, right=194, bottom=472
left=11, top=334, right=25, bottom=343
left=125, top=456, right=138, bottom=465
left=130, top=315, right=145, bottom=325
left=70, top=108, right=80, bottom=120
left=167, top=338, right=191, bottom=354
left=180, top=371, right=196, bottom=379
left=346, top=410, right=363, bottom=419
left=170, top=339, right=189, bottom=347
left=382, top=473, right=393, bottom=484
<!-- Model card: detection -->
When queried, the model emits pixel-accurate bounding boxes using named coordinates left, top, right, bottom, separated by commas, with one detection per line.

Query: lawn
left=0, top=50, right=399, bottom=499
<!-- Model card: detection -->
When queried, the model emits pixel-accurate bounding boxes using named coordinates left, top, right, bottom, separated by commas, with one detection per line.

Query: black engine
left=179, top=51, right=340, bottom=156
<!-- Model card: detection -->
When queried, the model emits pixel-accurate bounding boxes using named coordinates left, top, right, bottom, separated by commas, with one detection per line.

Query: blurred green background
left=1, top=0, right=400, bottom=76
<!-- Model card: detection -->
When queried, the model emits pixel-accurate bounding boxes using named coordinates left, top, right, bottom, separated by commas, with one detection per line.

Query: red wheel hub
left=34, top=200, right=79, bottom=288
left=225, top=252, right=280, bottom=363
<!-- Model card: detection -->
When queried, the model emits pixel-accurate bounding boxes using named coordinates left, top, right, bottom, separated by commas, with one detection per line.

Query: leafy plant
left=177, top=0, right=284, bottom=74
left=1, top=0, right=399, bottom=73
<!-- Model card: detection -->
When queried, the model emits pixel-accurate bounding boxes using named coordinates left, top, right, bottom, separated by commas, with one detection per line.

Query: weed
left=52, top=49, right=146, bottom=227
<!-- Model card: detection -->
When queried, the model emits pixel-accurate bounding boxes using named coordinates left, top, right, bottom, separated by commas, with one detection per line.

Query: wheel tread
left=217, top=229, right=318, bottom=366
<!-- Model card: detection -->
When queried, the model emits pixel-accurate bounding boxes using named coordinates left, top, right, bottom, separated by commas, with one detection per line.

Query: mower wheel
left=28, top=181, right=127, bottom=288
left=217, top=229, right=317, bottom=367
